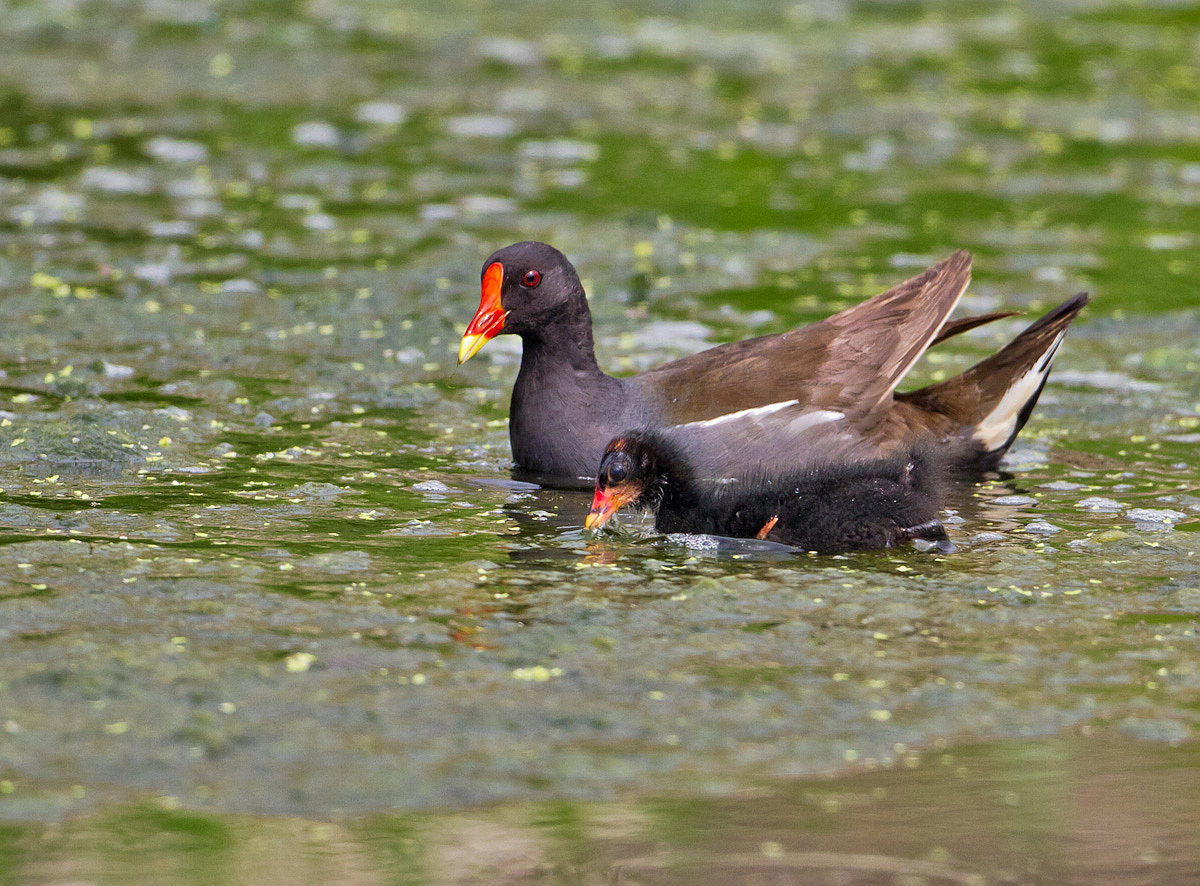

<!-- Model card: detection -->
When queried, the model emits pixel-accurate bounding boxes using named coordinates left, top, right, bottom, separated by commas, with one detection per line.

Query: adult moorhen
left=459, top=241, right=1088, bottom=486
left=584, top=430, right=951, bottom=554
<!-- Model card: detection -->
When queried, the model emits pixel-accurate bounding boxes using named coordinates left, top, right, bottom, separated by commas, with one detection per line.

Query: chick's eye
left=521, top=270, right=541, bottom=288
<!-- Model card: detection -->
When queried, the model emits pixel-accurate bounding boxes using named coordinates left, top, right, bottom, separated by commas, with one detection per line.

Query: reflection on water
left=3, top=735, right=1198, bottom=884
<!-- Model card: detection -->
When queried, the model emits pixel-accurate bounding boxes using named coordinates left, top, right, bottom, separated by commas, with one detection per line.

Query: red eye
left=521, top=270, right=541, bottom=288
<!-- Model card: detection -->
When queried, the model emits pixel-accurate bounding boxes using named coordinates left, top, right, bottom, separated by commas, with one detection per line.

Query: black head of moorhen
left=584, top=430, right=951, bottom=554
left=460, top=241, right=1088, bottom=487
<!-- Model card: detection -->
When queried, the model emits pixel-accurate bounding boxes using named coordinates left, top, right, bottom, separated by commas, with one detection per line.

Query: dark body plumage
left=590, top=430, right=951, bottom=554
left=460, top=241, right=1089, bottom=487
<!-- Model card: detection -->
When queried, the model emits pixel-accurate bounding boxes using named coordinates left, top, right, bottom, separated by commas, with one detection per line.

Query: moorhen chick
left=459, top=241, right=1088, bottom=486
left=584, top=430, right=951, bottom=554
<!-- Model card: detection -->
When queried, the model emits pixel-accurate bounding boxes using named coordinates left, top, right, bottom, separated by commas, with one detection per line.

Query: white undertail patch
left=973, top=331, right=1066, bottom=452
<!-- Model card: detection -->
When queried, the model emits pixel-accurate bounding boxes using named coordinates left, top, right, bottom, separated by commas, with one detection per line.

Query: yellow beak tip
left=586, top=509, right=615, bottom=531
left=457, top=334, right=487, bottom=365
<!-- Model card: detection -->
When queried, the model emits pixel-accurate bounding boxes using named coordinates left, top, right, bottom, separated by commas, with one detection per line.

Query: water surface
left=1, top=0, right=1198, bottom=881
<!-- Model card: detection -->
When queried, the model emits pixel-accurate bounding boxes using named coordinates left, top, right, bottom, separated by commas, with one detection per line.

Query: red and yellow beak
left=458, top=262, right=507, bottom=364
left=586, top=485, right=635, bottom=531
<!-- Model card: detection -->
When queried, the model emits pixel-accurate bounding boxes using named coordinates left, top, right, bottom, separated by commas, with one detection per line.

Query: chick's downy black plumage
left=587, top=430, right=951, bottom=554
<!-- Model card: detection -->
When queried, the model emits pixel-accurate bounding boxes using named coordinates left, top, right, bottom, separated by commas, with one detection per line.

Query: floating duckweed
left=209, top=52, right=233, bottom=78
left=285, top=653, right=316, bottom=673
left=512, top=666, right=563, bottom=682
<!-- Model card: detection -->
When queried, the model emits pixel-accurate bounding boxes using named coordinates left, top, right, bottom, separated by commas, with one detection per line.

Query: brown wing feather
left=637, top=251, right=973, bottom=424
left=818, top=250, right=972, bottom=416
left=929, top=311, right=1020, bottom=347
left=897, top=292, right=1090, bottom=425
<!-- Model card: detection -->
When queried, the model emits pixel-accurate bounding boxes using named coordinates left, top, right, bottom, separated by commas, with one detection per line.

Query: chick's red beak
left=585, top=486, right=620, bottom=531
left=458, top=262, right=507, bottom=364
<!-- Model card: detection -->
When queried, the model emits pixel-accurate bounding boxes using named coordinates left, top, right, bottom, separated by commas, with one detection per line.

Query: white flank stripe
left=678, top=401, right=845, bottom=432
left=786, top=409, right=846, bottom=434
left=679, top=398, right=799, bottom=428
left=974, top=331, right=1066, bottom=452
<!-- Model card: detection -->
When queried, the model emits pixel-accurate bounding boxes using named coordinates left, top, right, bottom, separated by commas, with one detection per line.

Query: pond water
left=1, top=0, right=1198, bottom=882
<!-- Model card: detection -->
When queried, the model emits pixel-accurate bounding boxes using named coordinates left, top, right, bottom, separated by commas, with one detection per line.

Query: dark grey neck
left=516, top=301, right=606, bottom=381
